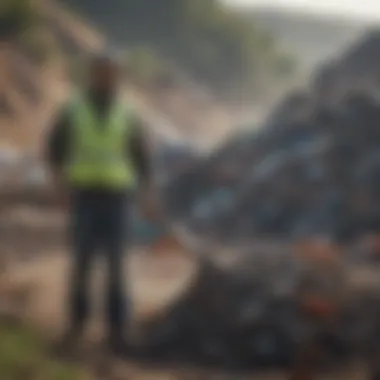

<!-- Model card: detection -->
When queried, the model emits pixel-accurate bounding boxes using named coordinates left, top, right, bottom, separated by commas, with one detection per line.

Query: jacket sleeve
left=127, top=115, right=151, bottom=185
left=45, top=107, right=70, bottom=170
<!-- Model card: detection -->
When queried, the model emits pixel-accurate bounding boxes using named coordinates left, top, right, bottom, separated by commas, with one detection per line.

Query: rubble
left=139, top=241, right=380, bottom=371
left=160, top=30, right=380, bottom=245
left=133, top=29, right=380, bottom=375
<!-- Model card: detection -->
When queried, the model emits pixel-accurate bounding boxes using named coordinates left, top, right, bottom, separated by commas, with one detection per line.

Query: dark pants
left=67, top=191, right=130, bottom=339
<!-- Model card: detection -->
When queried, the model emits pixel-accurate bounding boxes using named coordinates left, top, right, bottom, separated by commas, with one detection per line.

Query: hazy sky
left=221, top=0, right=380, bottom=20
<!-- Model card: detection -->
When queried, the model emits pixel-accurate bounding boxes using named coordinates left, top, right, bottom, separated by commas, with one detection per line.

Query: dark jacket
left=45, top=90, right=150, bottom=194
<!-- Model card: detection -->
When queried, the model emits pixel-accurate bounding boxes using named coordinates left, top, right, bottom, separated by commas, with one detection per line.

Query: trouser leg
left=102, top=195, right=129, bottom=340
left=67, top=196, right=99, bottom=336
left=106, top=242, right=127, bottom=340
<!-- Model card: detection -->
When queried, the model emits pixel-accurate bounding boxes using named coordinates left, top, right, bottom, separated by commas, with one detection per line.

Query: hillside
left=56, top=0, right=297, bottom=101
left=244, top=7, right=373, bottom=69
left=0, top=46, right=66, bottom=151
left=0, top=1, right=230, bottom=151
left=3, top=0, right=295, bottom=153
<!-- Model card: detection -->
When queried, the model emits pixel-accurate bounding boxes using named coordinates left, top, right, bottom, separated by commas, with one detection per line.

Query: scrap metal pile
left=140, top=239, right=380, bottom=372
left=139, top=30, right=380, bottom=374
left=162, top=30, right=380, bottom=245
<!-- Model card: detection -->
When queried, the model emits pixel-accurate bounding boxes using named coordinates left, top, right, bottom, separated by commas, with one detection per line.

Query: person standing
left=46, top=52, right=150, bottom=355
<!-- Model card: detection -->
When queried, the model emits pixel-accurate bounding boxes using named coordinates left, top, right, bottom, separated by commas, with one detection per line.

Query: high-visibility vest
left=65, top=93, right=137, bottom=189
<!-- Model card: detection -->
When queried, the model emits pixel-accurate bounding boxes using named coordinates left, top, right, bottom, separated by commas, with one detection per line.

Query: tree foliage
left=0, top=0, right=38, bottom=39
left=61, top=0, right=297, bottom=99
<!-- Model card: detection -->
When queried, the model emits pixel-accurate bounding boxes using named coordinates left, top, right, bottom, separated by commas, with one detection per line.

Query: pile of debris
left=162, top=29, right=380, bottom=244
left=137, top=30, right=380, bottom=375
left=140, top=239, right=380, bottom=372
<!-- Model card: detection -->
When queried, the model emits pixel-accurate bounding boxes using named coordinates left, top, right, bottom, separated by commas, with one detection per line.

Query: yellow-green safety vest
left=65, top=93, right=137, bottom=189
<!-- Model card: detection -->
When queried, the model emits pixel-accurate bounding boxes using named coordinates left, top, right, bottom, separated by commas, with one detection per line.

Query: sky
left=221, top=0, right=380, bottom=21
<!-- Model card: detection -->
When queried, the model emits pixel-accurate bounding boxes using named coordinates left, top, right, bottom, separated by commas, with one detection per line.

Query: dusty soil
left=0, top=205, right=372, bottom=379
left=0, top=205, right=251, bottom=379
left=0, top=205, right=195, bottom=325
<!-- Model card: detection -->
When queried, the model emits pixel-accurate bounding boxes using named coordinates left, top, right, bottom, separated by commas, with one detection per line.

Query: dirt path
left=1, top=248, right=196, bottom=331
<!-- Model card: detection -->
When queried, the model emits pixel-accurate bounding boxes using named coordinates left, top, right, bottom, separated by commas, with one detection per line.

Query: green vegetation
left=0, top=321, right=84, bottom=380
left=60, top=0, right=297, bottom=100
left=2, top=0, right=297, bottom=97
left=0, top=0, right=38, bottom=38
left=1, top=0, right=61, bottom=64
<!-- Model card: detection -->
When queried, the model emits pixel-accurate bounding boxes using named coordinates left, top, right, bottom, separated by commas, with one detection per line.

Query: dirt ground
left=0, top=205, right=251, bottom=379
left=0, top=205, right=196, bottom=327
left=0, top=205, right=370, bottom=379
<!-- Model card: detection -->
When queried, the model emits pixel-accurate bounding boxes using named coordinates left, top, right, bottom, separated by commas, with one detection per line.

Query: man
left=46, top=52, right=150, bottom=354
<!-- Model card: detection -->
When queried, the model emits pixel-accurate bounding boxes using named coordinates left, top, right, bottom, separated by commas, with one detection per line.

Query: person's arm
left=128, top=115, right=151, bottom=186
left=45, top=107, right=70, bottom=204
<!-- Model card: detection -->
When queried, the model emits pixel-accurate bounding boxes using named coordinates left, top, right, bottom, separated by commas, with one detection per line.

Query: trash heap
left=162, top=29, right=380, bottom=244
left=139, top=30, right=380, bottom=373
left=140, top=240, right=380, bottom=370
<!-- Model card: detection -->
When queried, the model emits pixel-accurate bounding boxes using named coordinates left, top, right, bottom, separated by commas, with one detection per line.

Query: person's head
left=87, top=51, right=122, bottom=93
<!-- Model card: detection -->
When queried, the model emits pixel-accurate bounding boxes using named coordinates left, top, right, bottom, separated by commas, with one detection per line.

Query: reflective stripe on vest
left=65, top=94, right=136, bottom=189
